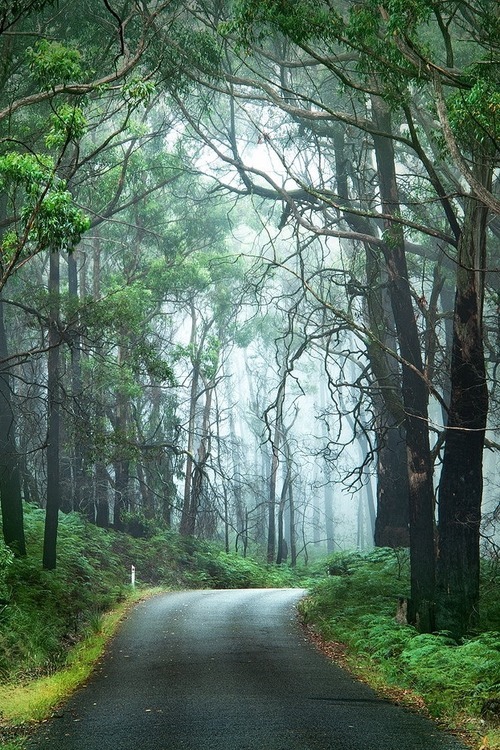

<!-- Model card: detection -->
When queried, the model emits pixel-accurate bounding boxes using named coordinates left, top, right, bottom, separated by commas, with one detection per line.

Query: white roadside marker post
left=131, top=564, right=136, bottom=588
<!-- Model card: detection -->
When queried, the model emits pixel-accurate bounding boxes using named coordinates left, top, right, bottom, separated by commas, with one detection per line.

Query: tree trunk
left=276, top=459, right=289, bottom=564
left=372, top=96, right=436, bottom=631
left=189, top=382, right=214, bottom=537
left=180, top=307, right=201, bottom=537
left=436, top=170, right=490, bottom=636
left=374, top=421, right=410, bottom=547
left=334, top=127, right=410, bottom=551
left=288, top=473, right=297, bottom=566
left=113, top=454, right=129, bottom=531
left=267, top=421, right=280, bottom=563
left=0, top=298, right=26, bottom=555
left=43, top=251, right=61, bottom=570
left=95, top=460, right=109, bottom=528
left=319, top=376, right=335, bottom=552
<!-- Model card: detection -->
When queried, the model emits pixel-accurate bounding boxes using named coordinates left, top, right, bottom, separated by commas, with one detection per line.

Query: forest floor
left=301, top=623, right=482, bottom=749
left=0, top=513, right=498, bottom=750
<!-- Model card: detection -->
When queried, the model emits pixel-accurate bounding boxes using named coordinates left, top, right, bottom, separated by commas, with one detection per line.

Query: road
left=28, top=589, right=467, bottom=750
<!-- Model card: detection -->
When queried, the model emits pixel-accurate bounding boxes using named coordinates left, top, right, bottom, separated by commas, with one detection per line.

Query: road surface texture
left=28, top=589, right=467, bottom=750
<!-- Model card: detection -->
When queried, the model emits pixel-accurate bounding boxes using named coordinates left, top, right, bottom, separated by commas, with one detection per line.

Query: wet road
left=28, top=589, right=467, bottom=750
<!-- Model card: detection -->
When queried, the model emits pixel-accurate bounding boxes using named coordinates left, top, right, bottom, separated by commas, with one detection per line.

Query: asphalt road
left=28, top=589, right=467, bottom=750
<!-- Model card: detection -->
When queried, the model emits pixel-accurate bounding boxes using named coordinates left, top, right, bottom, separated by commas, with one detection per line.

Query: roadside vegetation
left=0, top=504, right=305, bottom=748
left=1, top=508, right=499, bottom=750
left=300, top=548, right=500, bottom=750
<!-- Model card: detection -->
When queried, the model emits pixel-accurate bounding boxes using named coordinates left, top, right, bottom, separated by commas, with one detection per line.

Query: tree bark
left=333, top=127, right=410, bottom=550
left=0, top=298, right=26, bottom=555
left=43, top=251, right=61, bottom=570
left=374, top=420, right=410, bottom=547
left=95, top=460, right=109, bottom=528
left=267, top=420, right=280, bottom=564
left=436, top=165, right=490, bottom=636
left=372, top=96, right=436, bottom=631
left=180, top=307, right=200, bottom=537
left=189, top=382, right=214, bottom=537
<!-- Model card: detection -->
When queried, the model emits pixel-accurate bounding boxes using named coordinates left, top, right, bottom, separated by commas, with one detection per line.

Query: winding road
left=28, top=589, right=467, bottom=750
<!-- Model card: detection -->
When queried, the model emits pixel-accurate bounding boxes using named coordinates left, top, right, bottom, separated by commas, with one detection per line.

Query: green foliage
left=301, top=548, right=500, bottom=724
left=89, top=283, right=154, bottom=334
left=24, top=187, right=90, bottom=252
left=397, top=631, right=500, bottom=712
left=0, top=151, right=89, bottom=253
left=45, top=104, right=88, bottom=148
left=378, top=0, right=433, bottom=34
left=222, top=0, right=341, bottom=48
left=123, top=77, right=156, bottom=107
left=0, top=0, right=55, bottom=23
left=0, top=505, right=303, bottom=684
left=448, top=76, right=500, bottom=153
left=27, top=39, right=83, bottom=87
left=0, top=540, right=14, bottom=601
left=130, top=341, right=176, bottom=385
left=148, top=255, right=212, bottom=296
left=0, top=152, right=52, bottom=195
left=180, top=542, right=300, bottom=589
left=480, top=556, right=500, bottom=630
left=160, top=24, right=222, bottom=91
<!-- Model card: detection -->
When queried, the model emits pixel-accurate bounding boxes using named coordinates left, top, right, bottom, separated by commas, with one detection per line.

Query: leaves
left=0, top=152, right=53, bottom=194
left=45, top=104, right=88, bottom=148
left=123, top=77, right=156, bottom=108
left=27, top=39, right=83, bottom=87
left=448, top=77, right=500, bottom=153
left=24, top=187, right=90, bottom=252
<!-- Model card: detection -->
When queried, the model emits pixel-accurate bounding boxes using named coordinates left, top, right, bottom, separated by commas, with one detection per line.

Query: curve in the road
left=28, top=589, right=468, bottom=750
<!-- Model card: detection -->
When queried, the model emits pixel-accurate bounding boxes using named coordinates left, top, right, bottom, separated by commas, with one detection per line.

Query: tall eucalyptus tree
left=172, top=0, right=499, bottom=634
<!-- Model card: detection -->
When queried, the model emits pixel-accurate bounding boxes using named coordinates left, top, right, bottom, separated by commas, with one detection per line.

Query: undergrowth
left=0, top=504, right=304, bottom=687
left=3, top=508, right=498, bottom=750
left=299, top=548, right=500, bottom=749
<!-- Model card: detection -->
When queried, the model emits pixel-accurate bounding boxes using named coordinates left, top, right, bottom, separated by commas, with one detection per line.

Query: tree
left=0, top=297, right=26, bottom=555
left=176, top=0, right=499, bottom=632
left=42, top=250, right=61, bottom=570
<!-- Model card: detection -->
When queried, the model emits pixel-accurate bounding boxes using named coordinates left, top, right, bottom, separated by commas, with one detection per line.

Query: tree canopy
left=0, top=0, right=498, bottom=639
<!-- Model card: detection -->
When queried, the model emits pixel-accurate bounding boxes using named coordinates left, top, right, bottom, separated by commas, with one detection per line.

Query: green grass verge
left=0, top=587, right=163, bottom=748
left=0, top=505, right=310, bottom=748
left=299, top=548, right=500, bottom=750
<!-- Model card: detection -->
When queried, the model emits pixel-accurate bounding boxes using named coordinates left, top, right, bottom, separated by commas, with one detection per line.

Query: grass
left=0, top=505, right=308, bottom=747
left=0, top=588, right=157, bottom=726
left=3, top=508, right=498, bottom=750
left=299, top=548, right=500, bottom=750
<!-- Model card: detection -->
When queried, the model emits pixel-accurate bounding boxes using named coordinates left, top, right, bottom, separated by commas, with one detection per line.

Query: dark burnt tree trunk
left=180, top=305, right=204, bottom=537
left=288, top=471, right=297, bottom=566
left=189, top=381, right=214, bottom=538
left=267, top=421, right=280, bottom=563
left=276, top=448, right=291, bottom=564
left=179, top=364, right=198, bottom=536
left=0, top=298, right=26, bottom=556
left=365, top=215, right=411, bottom=548
left=95, top=460, right=109, bottom=528
left=374, top=421, right=410, bottom=547
left=436, top=166, right=490, bottom=637
left=334, top=127, right=410, bottom=550
left=372, top=96, right=436, bottom=631
left=43, top=250, right=62, bottom=570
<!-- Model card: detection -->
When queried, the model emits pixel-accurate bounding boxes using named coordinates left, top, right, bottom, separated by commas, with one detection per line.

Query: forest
left=0, top=0, right=499, bottom=730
